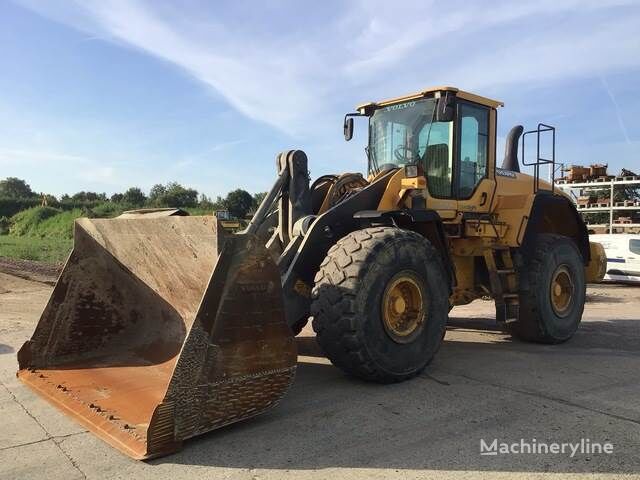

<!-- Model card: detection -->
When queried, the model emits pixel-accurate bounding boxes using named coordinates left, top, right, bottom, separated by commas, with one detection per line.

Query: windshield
left=368, top=98, right=454, bottom=196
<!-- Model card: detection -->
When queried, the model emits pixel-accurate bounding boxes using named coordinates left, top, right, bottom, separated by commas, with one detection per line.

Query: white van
left=590, top=234, right=640, bottom=283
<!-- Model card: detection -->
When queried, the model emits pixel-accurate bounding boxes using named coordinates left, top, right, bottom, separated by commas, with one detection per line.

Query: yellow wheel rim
left=382, top=271, right=426, bottom=343
left=549, top=265, right=574, bottom=317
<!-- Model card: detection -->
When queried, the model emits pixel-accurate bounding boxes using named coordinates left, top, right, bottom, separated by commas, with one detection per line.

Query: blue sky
left=1, top=0, right=639, bottom=198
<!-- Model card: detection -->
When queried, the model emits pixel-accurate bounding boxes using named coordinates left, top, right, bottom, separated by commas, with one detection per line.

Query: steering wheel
left=393, top=145, right=412, bottom=163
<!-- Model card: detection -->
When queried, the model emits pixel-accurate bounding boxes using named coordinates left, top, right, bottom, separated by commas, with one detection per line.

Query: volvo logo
left=385, top=101, right=416, bottom=112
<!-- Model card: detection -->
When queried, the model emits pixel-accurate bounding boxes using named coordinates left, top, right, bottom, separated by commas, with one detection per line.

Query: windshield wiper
left=421, top=105, right=438, bottom=163
left=366, top=145, right=379, bottom=176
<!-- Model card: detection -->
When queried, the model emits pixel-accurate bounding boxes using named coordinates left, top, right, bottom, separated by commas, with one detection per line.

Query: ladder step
left=491, top=244, right=510, bottom=250
left=503, top=293, right=519, bottom=299
left=496, top=302, right=519, bottom=324
left=496, top=269, right=515, bottom=274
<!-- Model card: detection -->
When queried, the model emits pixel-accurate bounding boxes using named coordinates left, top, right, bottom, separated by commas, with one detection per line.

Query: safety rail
left=522, top=123, right=556, bottom=193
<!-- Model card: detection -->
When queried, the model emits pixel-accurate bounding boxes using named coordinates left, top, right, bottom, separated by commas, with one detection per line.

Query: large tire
left=290, top=318, right=307, bottom=336
left=509, top=234, right=586, bottom=343
left=311, top=227, right=449, bottom=383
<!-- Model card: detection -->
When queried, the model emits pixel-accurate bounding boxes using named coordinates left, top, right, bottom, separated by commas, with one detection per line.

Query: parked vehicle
left=590, top=234, right=640, bottom=283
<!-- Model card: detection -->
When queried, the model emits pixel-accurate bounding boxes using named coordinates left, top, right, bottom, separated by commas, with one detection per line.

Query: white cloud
left=6, top=0, right=639, bottom=197
left=600, top=76, right=632, bottom=145
left=0, top=147, right=124, bottom=191
left=343, top=0, right=636, bottom=77
left=208, top=139, right=247, bottom=152
left=15, top=0, right=639, bottom=138
left=445, top=16, right=640, bottom=91
left=0, top=148, right=85, bottom=165
left=77, top=165, right=118, bottom=184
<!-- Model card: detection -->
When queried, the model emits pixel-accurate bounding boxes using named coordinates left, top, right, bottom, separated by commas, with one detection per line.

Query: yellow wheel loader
left=17, top=86, right=605, bottom=459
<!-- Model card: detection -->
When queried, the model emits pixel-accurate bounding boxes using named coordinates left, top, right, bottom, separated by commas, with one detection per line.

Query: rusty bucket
left=17, top=215, right=296, bottom=459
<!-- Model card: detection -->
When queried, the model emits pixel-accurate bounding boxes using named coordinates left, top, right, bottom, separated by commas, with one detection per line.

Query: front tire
left=509, top=234, right=586, bottom=343
left=311, top=227, right=449, bottom=383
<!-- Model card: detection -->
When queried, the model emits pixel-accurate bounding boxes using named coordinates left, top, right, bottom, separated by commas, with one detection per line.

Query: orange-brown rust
left=18, top=216, right=296, bottom=459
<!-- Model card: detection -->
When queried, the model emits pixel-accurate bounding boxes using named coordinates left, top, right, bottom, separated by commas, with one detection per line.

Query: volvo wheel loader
left=17, top=86, right=605, bottom=459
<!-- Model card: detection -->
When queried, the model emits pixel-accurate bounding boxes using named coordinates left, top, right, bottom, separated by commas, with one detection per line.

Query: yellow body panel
left=372, top=165, right=588, bottom=305
left=356, top=86, right=590, bottom=308
left=377, top=169, right=406, bottom=211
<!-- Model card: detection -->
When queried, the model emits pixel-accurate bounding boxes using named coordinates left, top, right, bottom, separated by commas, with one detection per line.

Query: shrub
left=0, top=216, right=10, bottom=235
left=9, top=206, right=84, bottom=239
left=10, top=206, right=62, bottom=236
left=37, top=209, right=85, bottom=239
left=0, top=198, right=41, bottom=217
left=90, top=202, right=124, bottom=218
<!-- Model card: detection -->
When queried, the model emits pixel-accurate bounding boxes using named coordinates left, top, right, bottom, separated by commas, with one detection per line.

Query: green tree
left=163, top=182, right=198, bottom=207
left=149, top=182, right=198, bottom=208
left=110, top=193, right=124, bottom=203
left=0, top=177, right=34, bottom=198
left=252, top=192, right=267, bottom=210
left=71, top=191, right=105, bottom=202
left=148, top=184, right=167, bottom=204
left=212, top=195, right=226, bottom=210
left=225, top=189, right=253, bottom=218
left=198, top=193, right=215, bottom=210
left=122, top=187, right=147, bottom=206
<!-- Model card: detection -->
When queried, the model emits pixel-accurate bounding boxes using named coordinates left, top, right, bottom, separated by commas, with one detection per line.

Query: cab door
left=455, top=101, right=496, bottom=215
left=419, top=117, right=458, bottom=219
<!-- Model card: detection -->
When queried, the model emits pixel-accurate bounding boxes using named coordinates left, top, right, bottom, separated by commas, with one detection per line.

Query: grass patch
left=36, top=208, right=85, bottom=239
left=184, top=207, right=215, bottom=216
left=0, top=205, right=231, bottom=264
left=10, top=206, right=86, bottom=239
left=0, top=235, right=72, bottom=263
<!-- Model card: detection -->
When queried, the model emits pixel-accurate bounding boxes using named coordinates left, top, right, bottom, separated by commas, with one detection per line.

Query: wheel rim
left=549, top=265, right=574, bottom=317
left=382, top=271, right=426, bottom=343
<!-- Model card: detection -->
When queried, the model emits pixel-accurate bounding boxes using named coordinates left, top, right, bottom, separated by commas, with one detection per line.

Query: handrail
left=521, top=123, right=556, bottom=193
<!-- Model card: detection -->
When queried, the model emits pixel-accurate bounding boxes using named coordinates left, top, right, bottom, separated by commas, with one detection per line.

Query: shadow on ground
left=152, top=314, right=640, bottom=474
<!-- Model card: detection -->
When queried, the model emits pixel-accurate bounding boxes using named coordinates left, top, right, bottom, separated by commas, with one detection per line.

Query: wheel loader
left=17, top=86, right=606, bottom=459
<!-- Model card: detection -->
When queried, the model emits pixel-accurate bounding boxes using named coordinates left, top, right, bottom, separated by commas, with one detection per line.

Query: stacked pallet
left=559, top=164, right=611, bottom=183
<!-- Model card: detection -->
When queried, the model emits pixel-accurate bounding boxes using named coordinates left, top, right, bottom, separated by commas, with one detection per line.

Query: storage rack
left=555, top=176, right=640, bottom=233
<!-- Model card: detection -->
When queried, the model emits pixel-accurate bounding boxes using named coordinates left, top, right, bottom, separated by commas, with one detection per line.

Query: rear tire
left=290, top=318, right=307, bottom=336
left=311, top=227, right=449, bottom=383
left=508, top=234, right=585, bottom=343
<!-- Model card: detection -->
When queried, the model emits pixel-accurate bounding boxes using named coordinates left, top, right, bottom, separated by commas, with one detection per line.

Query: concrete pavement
left=1, top=272, right=639, bottom=479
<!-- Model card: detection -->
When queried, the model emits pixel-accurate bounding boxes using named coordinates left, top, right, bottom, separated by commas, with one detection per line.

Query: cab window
left=458, top=103, right=489, bottom=198
left=630, top=239, right=640, bottom=255
left=418, top=121, right=453, bottom=198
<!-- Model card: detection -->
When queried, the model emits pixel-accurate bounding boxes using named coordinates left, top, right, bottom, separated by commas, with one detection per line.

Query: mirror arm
left=343, top=112, right=366, bottom=142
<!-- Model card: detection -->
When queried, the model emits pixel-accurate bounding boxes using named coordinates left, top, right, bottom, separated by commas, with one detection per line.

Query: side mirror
left=344, top=117, right=354, bottom=141
left=435, top=93, right=455, bottom=123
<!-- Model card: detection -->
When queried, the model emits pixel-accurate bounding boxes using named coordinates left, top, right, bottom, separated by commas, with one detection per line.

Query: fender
left=353, top=209, right=455, bottom=289
left=521, top=192, right=590, bottom=264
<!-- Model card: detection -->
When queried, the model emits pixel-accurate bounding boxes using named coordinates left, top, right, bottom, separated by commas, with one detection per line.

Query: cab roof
left=356, top=86, right=504, bottom=113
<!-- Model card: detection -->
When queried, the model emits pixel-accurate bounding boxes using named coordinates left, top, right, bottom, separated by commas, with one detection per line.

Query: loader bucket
left=17, top=215, right=296, bottom=459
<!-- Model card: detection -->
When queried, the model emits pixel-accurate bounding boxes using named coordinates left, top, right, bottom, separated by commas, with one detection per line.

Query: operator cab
left=344, top=86, right=503, bottom=201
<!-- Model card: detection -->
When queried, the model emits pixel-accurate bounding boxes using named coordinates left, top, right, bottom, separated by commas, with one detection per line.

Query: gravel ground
left=0, top=257, right=62, bottom=286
